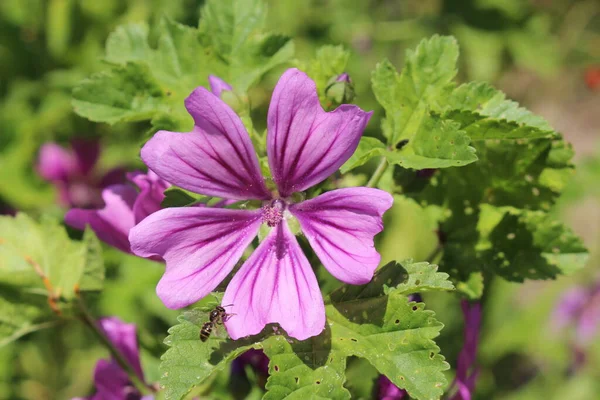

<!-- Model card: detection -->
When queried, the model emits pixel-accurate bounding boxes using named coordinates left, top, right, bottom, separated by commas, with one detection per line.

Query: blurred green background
left=0, top=0, right=599, bottom=399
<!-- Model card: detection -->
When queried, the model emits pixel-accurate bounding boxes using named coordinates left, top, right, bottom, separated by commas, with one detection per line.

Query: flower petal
left=141, top=87, right=270, bottom=200
left=267, top=68, right=373, bottom=197
left=92, top=359, right=131, bottom=400
left=99, top=167, right=127, bottom=188
left=37, top=143, right=76, bottom=182
left=223, top=221, right=325, bottom=340
left=290, top=187, right=393, bottom=284
left=552, top=286, right=588, bottom=331
left=127, top=171, right=170, bottom=223
left=129, top=207, right=262, bottom=309
left=71, top=138, right=100, bottom=176
left=98, top=317, right=144, bottom=379
left=65, top=185, right=137, bottom=253
left=576, top=292, right=600, bottom=344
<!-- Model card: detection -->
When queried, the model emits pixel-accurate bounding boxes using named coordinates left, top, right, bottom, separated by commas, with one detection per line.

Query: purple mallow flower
left=377, top=375, right=406, bottom=399
left=129, top=68, right=393, bottom=340
left=553, top=282, right=600, bottom=347
left=231, top=349, right=270, bottom=388
left=65, top=171, right=169, bottom=254
left=74, top=317, right=152, bottom=400
left=37, top=139, right=126, bottom=208
left=449, top=300, right=481, bottom=400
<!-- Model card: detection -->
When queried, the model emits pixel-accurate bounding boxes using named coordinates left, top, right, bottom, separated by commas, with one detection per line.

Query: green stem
left=76, top=295, right=154, bottom=395
left=367, top=157, right=388, bottom=188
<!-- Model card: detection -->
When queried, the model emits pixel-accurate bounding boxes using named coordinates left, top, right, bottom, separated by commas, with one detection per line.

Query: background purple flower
left=74, top=317, right=151, bottom=400
left=231, top=349, right=270, bottom=389
left=129, top=68, right=393, bottom=340
left=37, top=139, right=125, bottom=208
left=65, top=171, right=169, bottom=254
left=552, top=282, right=600, bottom=345
left=377, top=375, right=406, bottom=399
left=449, top=300, right=481, bottom=400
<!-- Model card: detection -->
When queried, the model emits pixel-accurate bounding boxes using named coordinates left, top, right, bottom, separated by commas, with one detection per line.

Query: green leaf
left=305, top=45, right=350, bottom=102
left=393, top=259, right=454, bottom=295
left=78, top=228, right=104, bottom=292
left=386, top=115, right=477, bottom=169
left=74, top=1, right=293, bottom=130
left=406, top=132, right=577, bottom=284
left=72, top=63, right=169, bottom=125
left=199, top=0, right=294, bottom=92
left=262, top=333, right=350, bottom=400
left=327, top=263, right=449, bottom=400
left=372, top=36, right=458, bottom=146
left=370, top=37, right=477, bottom=170
left=0, top=289, right=56, bottom=347
left=484, top=210, right=588, bottom=281
left=0, top=213, right=104, bottom=297
left=104, top=23, right=152, bottom=65
left=340, top=136, right=386, bottom=174
left=441, top=81, right=555, bottom=140
left=0, top=214, right=104, bottom=346
left=161, top=187, right=205, bottom=208
left=160, top=307, right=261, bottom=400
left=342, top=115, right=477, bottom=173
left=160, top=263, right=451, bottom=400
left=456, top=272, right=484, bottom=300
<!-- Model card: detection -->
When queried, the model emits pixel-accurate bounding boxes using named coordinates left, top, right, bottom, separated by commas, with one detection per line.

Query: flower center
left=262, top=199, right=286, bottom=227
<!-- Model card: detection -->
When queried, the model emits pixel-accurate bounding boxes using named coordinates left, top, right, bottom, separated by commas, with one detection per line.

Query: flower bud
left=325, top=72, right=355, bottom=105
left=208, top=75, right=247, bottom=114
left=208, top=75, right=233, bottom=97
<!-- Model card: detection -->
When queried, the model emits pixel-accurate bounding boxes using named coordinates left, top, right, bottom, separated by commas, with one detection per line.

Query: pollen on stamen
left=262, top=200, right=285, bottom=227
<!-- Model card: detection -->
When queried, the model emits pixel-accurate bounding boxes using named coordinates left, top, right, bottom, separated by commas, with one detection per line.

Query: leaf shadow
left=208, top=326, right=272, bottom=366
left=329, top=261, right=409, bottom=327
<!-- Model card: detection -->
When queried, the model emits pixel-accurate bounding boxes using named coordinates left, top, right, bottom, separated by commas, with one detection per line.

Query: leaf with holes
left=159, top=262, right=451, bottom=400
left=160, top=304, right=263, bottom=400
left=325, top=262, right=450, bottom=400
left=261, top=261, right=451, bottom=400
left=393, top=259, right=454, bottom=294
left=484, top=210, right=588, bottom=281
left=342, top=115, right=477, bottom=173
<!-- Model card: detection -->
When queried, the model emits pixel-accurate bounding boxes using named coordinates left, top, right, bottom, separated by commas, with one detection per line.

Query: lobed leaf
left=342, top=116, right=477, bottom=173
left=160, top=263, right=452, bottom=400
left=367, top=37, right=477, bottom=172
left=371, top=36, right=458, bottom=147
left=405, top=134, right=583, bottom=284
left=305, top=45, right=350, bottom=103
left=160, top=306, right=261, bottom=400
left=262, top=334, right=350, bottom=400
left=0, top=214, right=104, bottom=346
left=199, top=0, right=294, bottom=93
left=441, top=81, right=555, bottom=140
left=73, top=1, right=293, bottom=130
left=393, top=259, right=455, bottom=295
left=72, top=63, right=169, bottom=125
left=484, top=210, right=588, bottom=281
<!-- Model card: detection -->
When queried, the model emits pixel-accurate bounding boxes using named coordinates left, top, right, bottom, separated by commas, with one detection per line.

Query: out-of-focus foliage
left=0, top=0, right=598, bottom=399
